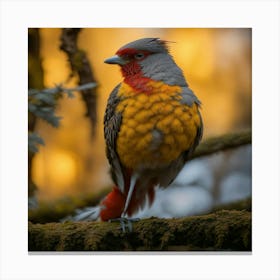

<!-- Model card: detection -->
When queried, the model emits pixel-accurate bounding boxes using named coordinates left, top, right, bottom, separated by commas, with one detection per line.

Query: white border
left=1, top=0, right=279, bottom=279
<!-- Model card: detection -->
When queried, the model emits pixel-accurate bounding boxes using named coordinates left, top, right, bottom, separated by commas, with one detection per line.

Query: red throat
left=120, top=61, right=153, bottom=95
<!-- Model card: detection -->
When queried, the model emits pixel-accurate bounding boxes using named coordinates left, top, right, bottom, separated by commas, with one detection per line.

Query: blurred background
left=28, top=28, right=252, bottom=221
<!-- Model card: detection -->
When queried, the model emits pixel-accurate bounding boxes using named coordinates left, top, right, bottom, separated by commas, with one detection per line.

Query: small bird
left=101, top=38, right=203, bottom=227
left=66, top=38, right=203, bottom=229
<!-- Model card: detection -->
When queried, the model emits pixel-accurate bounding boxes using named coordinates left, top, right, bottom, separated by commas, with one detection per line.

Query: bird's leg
left=122, top=173, right=138, bottom=216
left=109, top=173, right=140, bottom=232
left=109, top=217, right=140, bottom=232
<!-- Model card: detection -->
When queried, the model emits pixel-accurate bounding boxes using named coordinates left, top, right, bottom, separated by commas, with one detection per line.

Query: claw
left=109, top=217, right=140, bottom=232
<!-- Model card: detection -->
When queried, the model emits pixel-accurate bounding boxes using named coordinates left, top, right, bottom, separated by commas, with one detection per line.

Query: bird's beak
left=104, top=55, right=127, bottom=65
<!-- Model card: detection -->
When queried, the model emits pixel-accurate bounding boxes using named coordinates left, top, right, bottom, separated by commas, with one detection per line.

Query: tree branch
left=191, top=129, right=251, bottom=159
left=60, top=28, right=98, bottom=137
left=28, top=210, right=251, bottom=251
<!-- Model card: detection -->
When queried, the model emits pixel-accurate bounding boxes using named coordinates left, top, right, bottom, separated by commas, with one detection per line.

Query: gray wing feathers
left=180, top=86, right=203, bottom=157
left=183, top=106, right=203, bottom=162
left=157, top=155, right=185, bottom=187
left=180, top=87, right=201, bottom=106
left=104, top=84, right=125, bottom=192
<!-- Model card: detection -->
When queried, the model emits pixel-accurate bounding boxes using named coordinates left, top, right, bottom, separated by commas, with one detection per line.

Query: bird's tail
left=61, top=186, right=125, bottom=222
left=61, top=206, right=101, bottom=222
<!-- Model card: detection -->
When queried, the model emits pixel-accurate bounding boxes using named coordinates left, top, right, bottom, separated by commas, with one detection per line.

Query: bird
left=101, top=37, right=203, bottom=226
left=64, top=38, right=203, bottom=230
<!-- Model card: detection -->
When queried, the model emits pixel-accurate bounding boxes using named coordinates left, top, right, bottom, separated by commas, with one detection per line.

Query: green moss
left=29, top=210, right=251, bottom=251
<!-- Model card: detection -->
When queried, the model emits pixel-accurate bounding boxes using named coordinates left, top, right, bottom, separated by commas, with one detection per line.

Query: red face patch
left=116, top=48, right=150, bottom=61
left=116, top=48, right=154, bottom=94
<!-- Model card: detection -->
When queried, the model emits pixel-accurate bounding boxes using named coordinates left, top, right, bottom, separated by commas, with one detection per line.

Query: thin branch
left=28, top=82, right=97, bottom=97
left=191, top=129, right=251, bottom=159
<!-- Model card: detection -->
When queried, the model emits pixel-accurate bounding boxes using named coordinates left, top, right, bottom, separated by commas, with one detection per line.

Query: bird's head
left=104, top=37, right=168, bottom=72
left=104, top=38, right=187, bottom=89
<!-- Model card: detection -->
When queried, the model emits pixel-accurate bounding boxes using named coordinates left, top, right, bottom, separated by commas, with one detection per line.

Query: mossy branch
left=29, top=210, right=251, bottom=251
left=191, top=129, right=251, bottom=159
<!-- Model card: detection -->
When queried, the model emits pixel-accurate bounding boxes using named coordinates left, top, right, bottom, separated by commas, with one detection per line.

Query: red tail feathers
left=100, top=182, right=156, bottom=221
left=126, top=185, right=155, bottom=216
left=100, top=187, right=126, bottom=221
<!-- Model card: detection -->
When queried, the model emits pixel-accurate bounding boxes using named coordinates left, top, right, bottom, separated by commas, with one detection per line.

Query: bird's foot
left=108, top=217, right=140, bottom=232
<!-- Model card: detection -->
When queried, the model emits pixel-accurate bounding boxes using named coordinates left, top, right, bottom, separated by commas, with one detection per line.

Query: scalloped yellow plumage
left=116, top=81, right=201, bottom=169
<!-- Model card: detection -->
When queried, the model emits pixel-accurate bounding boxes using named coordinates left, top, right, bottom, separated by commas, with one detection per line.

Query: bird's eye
left=134, top=53, right=145, bottom=60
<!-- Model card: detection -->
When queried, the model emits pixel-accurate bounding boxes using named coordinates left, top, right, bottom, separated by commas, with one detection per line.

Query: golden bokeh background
left=31, top=28, right=252, bottom=201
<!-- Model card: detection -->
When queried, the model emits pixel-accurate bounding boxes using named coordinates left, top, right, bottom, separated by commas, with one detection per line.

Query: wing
left=180, top=86, right=203, bottom=159
left=104, top=84, right=125, bottom=192
left=158, top=87, right=203, bottom=187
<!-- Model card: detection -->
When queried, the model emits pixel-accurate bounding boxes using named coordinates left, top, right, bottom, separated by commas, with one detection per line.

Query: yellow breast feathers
left=115, top=81, right=201, bottom=169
